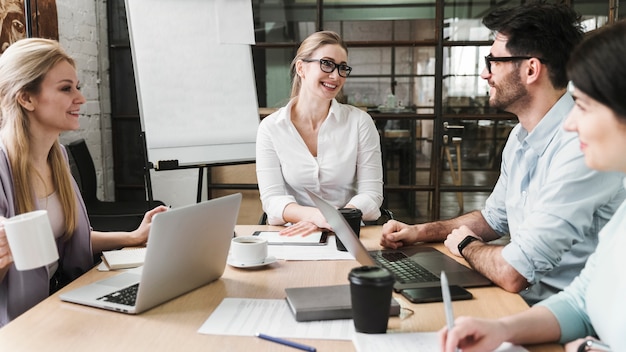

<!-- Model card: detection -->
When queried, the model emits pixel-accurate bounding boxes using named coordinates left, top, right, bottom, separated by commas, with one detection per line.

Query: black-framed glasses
left=484, top=54, right=546, bottom=74
left=302, top=58, right=352, bottom=77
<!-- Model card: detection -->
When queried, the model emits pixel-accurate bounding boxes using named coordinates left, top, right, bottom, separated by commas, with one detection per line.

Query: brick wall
left=56, top=0, right=112, bottom=201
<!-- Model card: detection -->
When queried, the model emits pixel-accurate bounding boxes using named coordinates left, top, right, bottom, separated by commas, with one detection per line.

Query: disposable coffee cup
left=348, top=265, right=394, bottom=333
left=337, top=208, right=362, bottom=252
left=4, top=210, right=59, bottom=271
left=230, top=236, right=268, bottom=265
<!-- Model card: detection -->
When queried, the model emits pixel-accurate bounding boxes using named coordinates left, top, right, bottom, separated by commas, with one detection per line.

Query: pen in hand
left=256, top=332, right=317, bottom=352
left=441, top=271, right=459, bottom=352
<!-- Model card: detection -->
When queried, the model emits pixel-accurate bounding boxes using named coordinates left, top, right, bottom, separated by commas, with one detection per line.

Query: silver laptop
left=60, top=193, right=241, bottom=314
left=308, top=191, right=491, bottom=292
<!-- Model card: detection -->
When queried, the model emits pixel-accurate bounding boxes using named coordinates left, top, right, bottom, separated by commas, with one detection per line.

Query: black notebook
left=284, top=284, right=401, bottom=322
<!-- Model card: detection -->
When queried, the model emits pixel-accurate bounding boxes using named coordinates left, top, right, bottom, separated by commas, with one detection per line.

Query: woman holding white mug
left=0, top=38, right=168, bottom=327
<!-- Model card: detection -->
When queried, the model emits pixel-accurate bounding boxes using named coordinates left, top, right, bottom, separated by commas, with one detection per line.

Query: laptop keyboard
left=374, top=252, right=439, bottom=284
left=97, top=283, right=139, bottom=306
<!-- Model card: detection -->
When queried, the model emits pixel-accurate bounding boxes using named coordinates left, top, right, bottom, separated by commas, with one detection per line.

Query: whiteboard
left=125, top=0, right=259, bottom=167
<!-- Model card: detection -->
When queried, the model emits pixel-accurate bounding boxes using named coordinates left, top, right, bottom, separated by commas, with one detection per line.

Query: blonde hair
left=290, top=31, right=348, bottom=99
left=0, top=38, right=78, bottom=240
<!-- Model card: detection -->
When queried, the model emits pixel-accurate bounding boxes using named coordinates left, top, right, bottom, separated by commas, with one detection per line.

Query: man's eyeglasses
left=484, top=54, right=546, bottom=74
left=302, top=58, right=352, bottom=78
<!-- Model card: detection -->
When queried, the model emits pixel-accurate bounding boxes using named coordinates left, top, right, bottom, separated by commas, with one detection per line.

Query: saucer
left=227, top=255, right=277, bottom=269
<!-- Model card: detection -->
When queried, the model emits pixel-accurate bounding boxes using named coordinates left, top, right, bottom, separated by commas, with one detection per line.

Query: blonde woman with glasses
left=256, top=31, right=383, bottom=237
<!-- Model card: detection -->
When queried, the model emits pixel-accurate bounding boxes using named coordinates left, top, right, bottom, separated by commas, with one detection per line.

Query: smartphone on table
left=401, top=285, right=473, bottom=303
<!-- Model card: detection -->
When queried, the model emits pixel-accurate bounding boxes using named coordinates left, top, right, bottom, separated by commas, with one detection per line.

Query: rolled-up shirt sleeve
left=481, top=138, right=512, bottom=237
left=501, top=150, right=622, bottom=285
left=538, top=278, right=595, bottom=343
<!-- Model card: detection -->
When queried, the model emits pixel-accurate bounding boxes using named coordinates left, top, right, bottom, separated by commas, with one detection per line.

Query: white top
left=37, top=192, right=64, bottom=279
left=256, top=99, right=383, bottom=225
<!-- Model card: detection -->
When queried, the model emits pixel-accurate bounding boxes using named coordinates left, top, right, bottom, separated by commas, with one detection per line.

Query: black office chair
left=65, top=139, right=166, bottom=232
left=258, top=207, right=394, bottom=225
left=364, top=207, right=394, bottom=225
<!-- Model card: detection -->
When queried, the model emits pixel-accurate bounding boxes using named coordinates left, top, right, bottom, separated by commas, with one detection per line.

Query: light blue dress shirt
left=538, top=179, right=626, bottom=351
left=481, top=93, right=625, bottom=304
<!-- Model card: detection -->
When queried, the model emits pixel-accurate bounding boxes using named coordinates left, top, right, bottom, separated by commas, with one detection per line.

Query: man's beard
left=489, top=69, right=528, bottom=112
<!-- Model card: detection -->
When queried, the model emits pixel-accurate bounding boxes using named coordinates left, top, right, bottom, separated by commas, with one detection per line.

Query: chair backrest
left=66, top=139, right=99, bottom=204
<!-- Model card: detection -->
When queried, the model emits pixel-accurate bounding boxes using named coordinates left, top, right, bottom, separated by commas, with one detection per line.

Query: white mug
left=4, top=210, right=59, bottom=271
left=230, top=236, right=267, bottom=265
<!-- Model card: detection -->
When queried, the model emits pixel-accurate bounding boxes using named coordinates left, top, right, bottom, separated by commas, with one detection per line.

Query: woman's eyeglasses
left=302, top=58, right=352, bottom=77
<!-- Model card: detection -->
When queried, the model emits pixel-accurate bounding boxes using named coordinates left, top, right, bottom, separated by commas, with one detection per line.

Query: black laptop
left=308, top=191, right=492, bottom=292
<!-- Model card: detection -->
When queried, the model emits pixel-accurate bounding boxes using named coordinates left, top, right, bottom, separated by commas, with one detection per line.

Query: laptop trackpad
left=407, top=250, right=492, bottom=287
left=413, top=253, right=469, bottom=273
left=98, top=273, right=141, bottom=289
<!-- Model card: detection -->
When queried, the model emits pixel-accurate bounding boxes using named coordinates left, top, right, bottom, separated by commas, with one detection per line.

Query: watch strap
left=458, top=235, right=480, bottom=257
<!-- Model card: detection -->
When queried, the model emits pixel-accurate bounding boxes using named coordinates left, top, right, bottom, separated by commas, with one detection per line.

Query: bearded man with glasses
left=381, top=2, right=626, bottom=305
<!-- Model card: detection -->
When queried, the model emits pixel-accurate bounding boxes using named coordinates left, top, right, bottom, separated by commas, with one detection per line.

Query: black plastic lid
left=348, top=266, right=394, bottom=286
left=339, top=208, right=362, bottom=216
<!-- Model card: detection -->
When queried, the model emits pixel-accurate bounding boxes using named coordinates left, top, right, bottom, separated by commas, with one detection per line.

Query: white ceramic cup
left=4, top=210, right=59, bottom=271
left=230, top=236, right=268, bottom=265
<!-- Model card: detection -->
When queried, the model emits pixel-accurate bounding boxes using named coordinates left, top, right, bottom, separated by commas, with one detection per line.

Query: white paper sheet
left=267, top=237, right=355, bottom=261
left=353, top=332, right=529, bottom=352
left=198, top=298, right=355, bottom=340
left=199, top=299, right=529, bottom=351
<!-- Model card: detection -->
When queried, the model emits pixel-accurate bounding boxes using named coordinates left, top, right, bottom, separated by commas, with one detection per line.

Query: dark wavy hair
left=482, top=2, right=583, bottom=89
left=567, top=21, right=626, bottom=123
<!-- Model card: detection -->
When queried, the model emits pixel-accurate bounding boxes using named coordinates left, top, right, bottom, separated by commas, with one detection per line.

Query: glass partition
left=251, top=0, right=621, bottom=222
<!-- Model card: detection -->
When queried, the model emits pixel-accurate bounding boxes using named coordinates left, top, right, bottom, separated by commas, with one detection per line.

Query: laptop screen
left=307, top=190, right=376, bottom=266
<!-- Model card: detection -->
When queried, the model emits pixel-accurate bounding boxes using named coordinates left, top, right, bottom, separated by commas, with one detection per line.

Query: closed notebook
left=101, top=248, right=146, bottom=270
left=285, top=284, right=401, bottom=322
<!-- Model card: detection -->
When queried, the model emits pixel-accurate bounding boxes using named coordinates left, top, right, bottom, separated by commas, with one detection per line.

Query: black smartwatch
left=458, top=235, right=480, bottom=257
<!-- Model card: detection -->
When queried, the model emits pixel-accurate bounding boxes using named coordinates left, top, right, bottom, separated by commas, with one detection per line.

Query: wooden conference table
left=0, top=225, right=562, bottom=352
